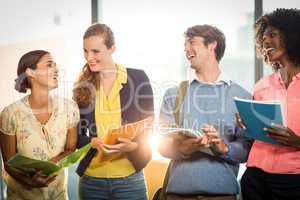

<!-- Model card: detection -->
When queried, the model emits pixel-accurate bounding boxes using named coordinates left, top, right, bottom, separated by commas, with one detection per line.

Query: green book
left=7, top=143, right=91, bottom=176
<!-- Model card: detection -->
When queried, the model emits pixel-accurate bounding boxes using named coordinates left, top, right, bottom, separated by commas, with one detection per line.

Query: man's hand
left=178, top=135, right=210, bottom=157
left=264, top=123, right=300, bottom=149
left=202, top=124, right=229, bottom=155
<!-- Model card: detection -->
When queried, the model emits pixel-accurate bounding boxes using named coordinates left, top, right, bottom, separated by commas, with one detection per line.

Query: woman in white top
left=0, top=50, right=79, bottom=200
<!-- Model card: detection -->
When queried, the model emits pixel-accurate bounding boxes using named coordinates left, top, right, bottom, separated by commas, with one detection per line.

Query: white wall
left=0, top=0, right=91, bottom=109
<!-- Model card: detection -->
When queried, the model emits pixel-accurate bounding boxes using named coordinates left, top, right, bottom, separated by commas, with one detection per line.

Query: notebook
left=234, top=97, right=284, bottom=144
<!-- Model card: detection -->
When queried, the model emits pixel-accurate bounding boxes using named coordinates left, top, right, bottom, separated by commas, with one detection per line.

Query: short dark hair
left=15, top=50, right=49, bottom=93
left=255, top=8, right=300, bottom=68
left=185, top=24, right=226, bottom=62
left=83, top=23, right=115, bottom=49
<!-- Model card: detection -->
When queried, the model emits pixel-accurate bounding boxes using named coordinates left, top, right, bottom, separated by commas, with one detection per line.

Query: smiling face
left=262, top=26, right=287, bottom=64
left=83, top=35, right=115, bottom=72
left=184, top=36, right=216, bottom=70
left=27, top=53, right=59, bottom=91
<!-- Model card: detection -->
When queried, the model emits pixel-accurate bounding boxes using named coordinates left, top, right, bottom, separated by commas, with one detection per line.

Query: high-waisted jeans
left=78, top=171, right=147, bottom=200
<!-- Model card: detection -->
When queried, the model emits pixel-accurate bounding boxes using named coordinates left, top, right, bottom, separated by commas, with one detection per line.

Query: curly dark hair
left=185, top=24, right=226, bottom=62
left=255, top=8, right=300, bottom=69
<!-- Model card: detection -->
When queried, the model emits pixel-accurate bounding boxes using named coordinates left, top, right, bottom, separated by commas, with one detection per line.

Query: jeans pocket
left=80, top=175, right=99, bottom=186
left=80, top=174, right=89, bottom=182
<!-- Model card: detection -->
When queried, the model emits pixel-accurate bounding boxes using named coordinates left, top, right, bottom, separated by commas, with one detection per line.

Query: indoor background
left=0, top=0, right=299, bottom=199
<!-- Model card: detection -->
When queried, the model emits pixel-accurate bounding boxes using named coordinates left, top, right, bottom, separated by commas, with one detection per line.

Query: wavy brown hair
left=184, top=24, right=226, bottom=62
left=73, top=23, right=115, bottom=107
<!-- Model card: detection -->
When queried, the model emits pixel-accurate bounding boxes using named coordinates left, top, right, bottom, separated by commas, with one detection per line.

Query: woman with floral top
left=0, top=50, right=80, bottom=200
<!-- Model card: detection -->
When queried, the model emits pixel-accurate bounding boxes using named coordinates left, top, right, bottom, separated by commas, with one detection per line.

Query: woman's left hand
left=102, top=138, right=138, bottom=153
left=50, top=157, right=60, bottom=164
left=264, top=123, right=300, bottom=148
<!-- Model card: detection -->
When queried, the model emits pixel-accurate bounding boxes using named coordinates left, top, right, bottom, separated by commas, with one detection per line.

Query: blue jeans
left=78, top=171, right=147, bottom=200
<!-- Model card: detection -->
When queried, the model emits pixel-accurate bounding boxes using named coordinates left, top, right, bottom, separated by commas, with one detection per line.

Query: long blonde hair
left=73, top=23, right=115, bottom=107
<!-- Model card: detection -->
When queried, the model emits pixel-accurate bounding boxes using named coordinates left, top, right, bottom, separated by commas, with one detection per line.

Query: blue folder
left=234, top=97, right=284, bottom=145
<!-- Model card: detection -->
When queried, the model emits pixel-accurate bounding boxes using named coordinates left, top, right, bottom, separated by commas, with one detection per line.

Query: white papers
left=158, top=127, right=203, bottom=138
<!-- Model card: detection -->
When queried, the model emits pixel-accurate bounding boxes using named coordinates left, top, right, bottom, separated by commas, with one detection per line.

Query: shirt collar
left=275, top=70, right=300, bottom=85
left=189, top=70, right=232, bottom=85
left=115, top=63, right=127, bottom=84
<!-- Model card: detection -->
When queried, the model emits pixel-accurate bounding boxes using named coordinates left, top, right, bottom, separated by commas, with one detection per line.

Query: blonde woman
left=73, top=23, right=154, bottom=200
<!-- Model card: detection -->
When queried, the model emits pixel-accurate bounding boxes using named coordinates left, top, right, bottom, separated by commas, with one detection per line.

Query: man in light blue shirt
left=159, top=24, right=252, bottom=200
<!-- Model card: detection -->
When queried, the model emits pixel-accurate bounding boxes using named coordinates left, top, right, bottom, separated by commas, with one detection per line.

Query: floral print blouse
left=0, top=95, right=79, bottom=200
